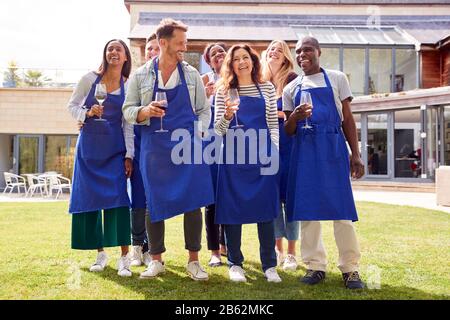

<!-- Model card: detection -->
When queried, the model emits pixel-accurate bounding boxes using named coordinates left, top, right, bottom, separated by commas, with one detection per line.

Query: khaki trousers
left=301, top=220, right=361, bottom=274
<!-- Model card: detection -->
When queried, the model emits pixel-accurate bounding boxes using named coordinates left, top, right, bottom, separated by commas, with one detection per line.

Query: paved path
left=1, top=191, right=449, bottom=214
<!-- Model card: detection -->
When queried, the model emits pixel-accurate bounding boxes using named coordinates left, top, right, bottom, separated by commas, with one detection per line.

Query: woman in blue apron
left=261, top=40, right=299, bottom=271
left=283, top=36, right=364, bottom=289
left=68, top=39, right=133, bottom=277
left=201, top=42, right=228, bottom=267
left=214, top=44, right=281, bottom=283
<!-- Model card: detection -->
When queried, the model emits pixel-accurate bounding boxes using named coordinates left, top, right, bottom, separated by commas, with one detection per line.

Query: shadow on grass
left=84, top=259, right=449, bottom=300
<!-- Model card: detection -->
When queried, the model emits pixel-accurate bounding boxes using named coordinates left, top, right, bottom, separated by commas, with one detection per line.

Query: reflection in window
left=395, top=49, right=417, bottom=92
left=369, top=49, right=392, bottom=94
left=45, top=136, right=77, bottom=179
left=426, top=108, right=438, bottom=179
left=18, top=137, right=39, bottom=174
left=444, top=106, right=450, bottom=165
left=394, top=109, right=421, bottom=178
left=184, top=52, right=201, bottom=72
left=367, top=113, right=388, bottom=175
left=343, top=49, right=365, bottom=96
left=320, top=48, right=340, bottom=71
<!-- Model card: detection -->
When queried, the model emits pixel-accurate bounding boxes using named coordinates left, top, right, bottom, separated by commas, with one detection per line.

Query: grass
left=0, top=201, right=449, bottom=300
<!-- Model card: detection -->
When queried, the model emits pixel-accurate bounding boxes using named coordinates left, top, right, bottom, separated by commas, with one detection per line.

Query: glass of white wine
left=227, top=88, right=243, bottom=129
left=94, top=83, right=107, bottom=122
left=300, top=91, right=313, bottom=129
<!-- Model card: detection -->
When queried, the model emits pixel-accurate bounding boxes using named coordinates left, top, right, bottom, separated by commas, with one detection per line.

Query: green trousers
left=71, top=207, right=131, bottom=250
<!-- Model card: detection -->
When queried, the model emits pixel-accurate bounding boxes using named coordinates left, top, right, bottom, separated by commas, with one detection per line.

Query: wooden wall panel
left=422, top=50, right=441, bottom=89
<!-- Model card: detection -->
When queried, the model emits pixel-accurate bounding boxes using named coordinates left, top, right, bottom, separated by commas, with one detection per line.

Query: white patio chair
left=26, top=174, right=48, bottom=198
left=3, top=172, right=27, bottom=195
left=48, top=175, right=71, bottom=199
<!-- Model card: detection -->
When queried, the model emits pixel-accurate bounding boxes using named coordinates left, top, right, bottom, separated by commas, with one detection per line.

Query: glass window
left=395, top=49, right=417, bottom=92
left=343, top=48, right=365, bottom=96
left=308, top=27, right=341, bottom=44
left=394, top=109, right=421, bottom=178
left=184, top=52, right=201, bottom=72
left=320, top=48, right=340, bottom=71
left=44, top=136, right=77, bottom=179
left=369, top=49, right=392, bottom=94
left=426, top=107, right=438, bottom=179
left=338, top=27, right=366, bottom=44
left=367, top=113, right=388, bottom=175
left=18, top=136, right=39, bottom=174
left=444, top=106, right=450, bottom=165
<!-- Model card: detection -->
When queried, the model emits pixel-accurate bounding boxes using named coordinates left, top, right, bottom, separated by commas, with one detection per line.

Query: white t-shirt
left=158, top=69, right=179, bottom=89
left=282, top=69, right=353, bottom=121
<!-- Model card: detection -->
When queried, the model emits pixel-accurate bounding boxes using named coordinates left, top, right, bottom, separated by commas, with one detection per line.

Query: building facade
left=125, top=0, right=450, bottom=182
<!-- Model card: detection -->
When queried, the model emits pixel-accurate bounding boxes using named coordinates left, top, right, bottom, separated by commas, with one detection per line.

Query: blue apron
left=69, top=75, right=130, bottom=213
left=130, top=125, right=146, bottom=209
left=286, top=68, right=358, bottom=222
left=140, top=59, right=214, bottom=222
left=203, top=93, right=221, bottom=196
left=215, top=86, right=280, bottom=225
left=277, top=97, right=293, bottom=202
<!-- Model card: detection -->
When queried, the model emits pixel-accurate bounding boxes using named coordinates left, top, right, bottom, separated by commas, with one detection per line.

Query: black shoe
left=300, top=270, right=326, bottom=285
left=342, top=271, right=364, bottom=289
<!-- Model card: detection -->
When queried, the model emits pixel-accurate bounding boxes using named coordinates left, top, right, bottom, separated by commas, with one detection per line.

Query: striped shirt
left=214, top=82, right=279, bottom=148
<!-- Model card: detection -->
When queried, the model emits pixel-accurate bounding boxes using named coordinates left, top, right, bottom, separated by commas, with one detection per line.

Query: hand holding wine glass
left=94, top=83, right=107, bottom=122
left=155, top=91, right=168, bottom=133
left=226, top=88, right=243, bottom=129
left=299, top=91, right=313, bottom=129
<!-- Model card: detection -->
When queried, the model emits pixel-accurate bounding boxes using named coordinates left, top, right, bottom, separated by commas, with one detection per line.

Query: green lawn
left=0, top=201, right=448, bottom=300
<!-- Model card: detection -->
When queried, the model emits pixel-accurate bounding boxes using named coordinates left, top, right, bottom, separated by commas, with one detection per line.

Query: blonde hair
left=261, top=40, right=294, bottom=97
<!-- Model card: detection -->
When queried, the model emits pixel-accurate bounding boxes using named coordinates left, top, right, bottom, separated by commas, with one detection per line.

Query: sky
left=0, top=0, right=130, bottom=79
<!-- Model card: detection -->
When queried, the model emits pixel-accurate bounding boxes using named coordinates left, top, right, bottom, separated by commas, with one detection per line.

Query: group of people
left=67, top=18, right=365, bottom=289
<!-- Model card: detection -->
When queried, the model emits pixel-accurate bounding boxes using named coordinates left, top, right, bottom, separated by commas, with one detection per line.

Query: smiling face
left=105, top=41, right=128, bottom=67
left=209, top=45, right=226, bottom=73
left=161, top=28, right=187, bottom=63
left=232, top=48, right=253, bottom=79
left=145, top=39, right=160, bottom=62
left=267, top=42, right=286, bottom=68
left=295, top=38, right=321, bottom=75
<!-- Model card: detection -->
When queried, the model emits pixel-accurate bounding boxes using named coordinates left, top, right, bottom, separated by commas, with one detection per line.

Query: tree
left=3, top=61, right=22, bottom=87
left=23, top=69, right=51, bottom=87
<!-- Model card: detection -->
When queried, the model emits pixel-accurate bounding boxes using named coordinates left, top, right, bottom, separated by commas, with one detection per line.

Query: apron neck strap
left=153, top=58, right=187, bottom=98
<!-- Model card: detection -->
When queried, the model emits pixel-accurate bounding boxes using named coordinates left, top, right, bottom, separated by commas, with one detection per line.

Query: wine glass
left=300, top=91, right=313, bottom=129
left=227, top=88, right=243, bottom=129
left=155, top=91, right=168, bottom=133
left=94, top=83, right=107, bottom=122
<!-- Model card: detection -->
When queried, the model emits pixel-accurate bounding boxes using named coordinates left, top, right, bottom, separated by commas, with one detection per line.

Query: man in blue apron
left=123, top=19, right=214, bottom=281
left=129, top=33, right=160, bottom=268
left=283, top=37, right=365, bottom=289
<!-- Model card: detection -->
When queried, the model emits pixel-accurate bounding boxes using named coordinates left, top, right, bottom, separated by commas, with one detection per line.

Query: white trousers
left=300, top=220, right=361, bottom=274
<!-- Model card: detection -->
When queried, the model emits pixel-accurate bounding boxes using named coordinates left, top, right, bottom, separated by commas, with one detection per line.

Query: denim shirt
left=122, top=57, right=211, bottom=132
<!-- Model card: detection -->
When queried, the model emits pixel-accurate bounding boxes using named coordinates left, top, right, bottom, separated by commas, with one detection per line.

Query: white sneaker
left=143, top=251, right=152, bottom=267
left=130, top=245, right=143, bottom=267
left=208, top=255, right=222, bottom=267
left=229, top=265, right=246, bottom=282
left=89, top=251, right=108, bottom=272
left=276, top=250, right=284, bottom=266
left=117, top=255, right=132, bottom=277
left=186, top=261, right=209, bottom=281
left=265, top=267, right=282, bottom=283
left=140, top=260, right=165, bottom=279
left=282, top=254, right=298, bottom=271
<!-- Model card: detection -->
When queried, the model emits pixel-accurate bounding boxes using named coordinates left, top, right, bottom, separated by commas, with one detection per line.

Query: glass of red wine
left=155, top=91, right=168, bottom=133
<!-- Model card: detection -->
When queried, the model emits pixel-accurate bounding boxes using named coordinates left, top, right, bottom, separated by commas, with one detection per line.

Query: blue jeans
left=274, top=202, right=300, bottom=241
left=224, top=221, right=277, bottom=272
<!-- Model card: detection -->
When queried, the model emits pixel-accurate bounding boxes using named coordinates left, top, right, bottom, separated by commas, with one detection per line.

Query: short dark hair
left=147, top=33, right=157, bottom=43
left=156, top=18, right=188, bottom=40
